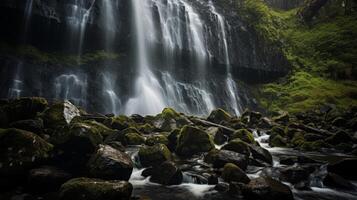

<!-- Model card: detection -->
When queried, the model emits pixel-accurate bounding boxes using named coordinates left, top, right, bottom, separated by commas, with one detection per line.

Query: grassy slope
left=237, top=0, right=357, bottom=113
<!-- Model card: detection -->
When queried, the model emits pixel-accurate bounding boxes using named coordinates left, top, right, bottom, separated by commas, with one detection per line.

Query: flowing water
left=55, top=74, right=88, bottom=107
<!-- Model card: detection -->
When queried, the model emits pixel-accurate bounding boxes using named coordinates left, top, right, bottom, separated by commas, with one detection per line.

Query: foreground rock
left=138, top=144, right=172, bottom=167
left=222, top=163, right=250, bottom=183
left=327, top=158, right=357, bottom=180
left=175, top=125, right=215, bottom=157
left=242, top=177, right=294, bottom=200
left=150, top=161, right=183, bottom=185
left=207, top=108, right=232, bottom=124
left=43, top=100, right=80, bottom=129
left=205, top=149, right=248, bottom=170
left=59, top=178, right=132, bottom=200
left=87, top=145, right=133, bottom=181
left=28, top=166, right=72, bottom=193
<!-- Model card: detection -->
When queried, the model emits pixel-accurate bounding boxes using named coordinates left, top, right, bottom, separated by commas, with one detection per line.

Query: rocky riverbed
left=0, top=97, right=356, bottom=200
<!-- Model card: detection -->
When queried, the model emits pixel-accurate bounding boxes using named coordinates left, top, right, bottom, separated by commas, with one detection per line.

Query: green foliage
left=239, top=0, right=357, bottom=112
left=0, top=42, right=120, bottom=66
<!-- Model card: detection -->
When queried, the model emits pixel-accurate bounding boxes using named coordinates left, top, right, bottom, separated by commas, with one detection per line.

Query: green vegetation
left=0, top=42, right=120, bottom=66
left=238, top=0, right=357, bottom=113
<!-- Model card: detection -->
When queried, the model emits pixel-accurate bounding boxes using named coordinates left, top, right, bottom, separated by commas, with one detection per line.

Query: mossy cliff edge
left=232, top=0, right=357, bottom=113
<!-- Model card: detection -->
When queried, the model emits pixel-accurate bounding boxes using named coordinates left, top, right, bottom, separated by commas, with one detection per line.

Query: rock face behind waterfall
left=0, top=0, right=290, bottom=115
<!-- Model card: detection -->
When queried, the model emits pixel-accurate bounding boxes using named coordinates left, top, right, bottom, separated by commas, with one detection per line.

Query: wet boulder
left=28, top=166, right=72, bottom=193
left=207, top=127, right=227, bottom=145
left=50, top=122, right=103, bottom=155
left=0, top=128, right=53, bottom=176
left=242, top=177, right=294, bottom=200
left=43, top=100, right=80, bottom=129
left=2, top=97, right=48, bottom=123
left=207, top=108, right=232, bottom=124
left=9, top=118, right=44, bottom=134
left=110, top=115, right=136, bottom=131
left=280, top=166, right=310, bottom=184
left=146, top=134, right=169, bottom=146
left=222, top=163, right=250, bottom=184
left=152, top=108, right=192, bottom=131
left=230, top=129, right=255, bottom=144
left=87, top=145, right=133, bottom=181
left=204, top=149, right=248, bottom=170
left=249, top=145, right=273, bottom=165
left=138, top=144, right=172, bottom=167
left=325, top=131, right=353, bottom=145
left=272, top=112, right=290, bottom=125
left=327, top=158, right=357, bottom=180
left=59, top=178, right=132, bottom=200
left=124, top=132, right=145, bottom=145
left=222, top=139, right=251, bottom=156
left=167, top=129, right=180, bottom=151
left=175, top=125, right=215, bottom=157
left=269, top=135, right=287, bottom=147
left=150, top=161, right=183, bottom=185
left=323, top=173, right=356, bottom=190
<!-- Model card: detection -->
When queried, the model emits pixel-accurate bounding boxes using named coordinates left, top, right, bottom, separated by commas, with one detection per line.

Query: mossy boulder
left=81, top=120, right=116, bottom=138
left=272, top=112, right=290, bottom=125
left=146, top=134, right=169, bottom=146
left=269, top=135, right=287, bottom=147
left=59, top=178, right=132, bottom=200
left=150, top=161, right=183, bottom=185
left=249, top=145, right=273, bottom=165
left=207, top=127, right=227, bottom=145
left=325, top=131, right=352, bottom=145
left=230, top=129, right=255, bottom=144
left=50, top=122, right=103, bottom=155
left=153, top=108, right=191, bottom=132
left=124, top=132, right=145, bottom=145
left=291, top=132, right=305, bottom=147
left=0, top=128, right=53, bottom=176
left=2, top=97, right=48, bottom=123
left=222, top=139, right=251, bottom=156
left=87, top=145, right=133, bottom=181
left=242, top=177, right=294, bottom=200
left=42, top=100, right=80, bottom=129
left=300, top=140, right=327, bottom=151
left=167, top=129, right=180, bottom=151
left=222, top=163, right=250, bottom=184
left=207, top=108, right=232, bottom=124
left=175, top=125, right=215, bottom=157
left=9, top=118, right=44, bottom=134
left=111, top=115, right=136, bottom=131
left=138, top=123, right=155, bottom=134
left=138, top=144, right=172, bottom=167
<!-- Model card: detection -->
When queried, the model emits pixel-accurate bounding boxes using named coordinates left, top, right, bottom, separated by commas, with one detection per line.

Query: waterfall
left=209, top=0, right=242, bottom=116
left=64, top=0, right=96, bottom=55
left=102, top=72, right=121, bottom=115
left=101, top=0, right=118, bottom=51
left=124, top=0, right=167, bottom=115
left=55, top=74, right=88, bottom=108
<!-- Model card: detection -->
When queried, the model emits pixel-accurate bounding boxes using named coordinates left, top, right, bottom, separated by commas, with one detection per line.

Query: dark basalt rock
left=207, top=109, right=232, bottom=124
left=249, top=145, right=273, bottom=165
left=323, top=173, right=356, bottom=190
left=28, top=166, right=72, bottom=193
left=205, top=149, right=248, bottom=170
left=9, top=118, right=44, bottom=135
left=150, top=161, right=183, bottom=185
left=327, top=158, right=357, bottom=180
left=59, top=178, right=132, bottom=200
left=222, top=163, right=250, bottom=184
left=242, top=177, right=294, bottom=200
left=87, top=145, right=133, bottom=181
left=222, top=139, right=251, bottom=156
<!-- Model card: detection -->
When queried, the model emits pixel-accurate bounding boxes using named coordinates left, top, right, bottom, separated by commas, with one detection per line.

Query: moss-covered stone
left=2, top=97, right=48, bottom=123
left=222, top=163, right=250, bottom=184
left=0, top=128, right=53, bottom=175
left=111, top=115, right=136, bottom=131
left=167, top=129, right=180, bottom=151
left=269, top=135, right=287, bottom=147
left=175, top=125, right=215, bottom=157
left=300, top=140, right=327, bottom=151
left=152, top=108, right=191, bottom=132
left=124, top=132, right=145, bottom=145
left=230, top=129, right=255, bottom=144
left=146, top=134, right=169, bottom=146
left=59, top=178, right=132, bottom=200
left=138, top=123, right=155, bottom=134
left=291, top=132, right=305, bottom=147
left=222, top=139, right=251, bottom=156
left=138, top=144, right=172, bottom=167
left=207, top=108, right=232, bottom=124
left=42, top=101, right=80, bottom=129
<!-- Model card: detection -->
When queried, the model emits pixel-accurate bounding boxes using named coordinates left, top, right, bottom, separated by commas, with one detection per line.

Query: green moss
left=146, top=134, right=169, bottom=146
left=161, top=108, right=180, bottom=119
left=230, top=129, right=255, bottom=144
left=269, top=134, right=287, bottom=147
left=138, top=123, right=155, bottom=134
left=238, top=0, right=357, bottom=113
left=138, top=144, right=171, bottom=167
left=0, top=42, right=120, bottom=66
left=175, top=125, right=215, bottom=157
left=222, top=139, right=251, bottom=156
left=207, top=108, right=232, bottom=124
left=124, top=132, right=145, bottom=145
left=300, top=140, right=326, bottom=151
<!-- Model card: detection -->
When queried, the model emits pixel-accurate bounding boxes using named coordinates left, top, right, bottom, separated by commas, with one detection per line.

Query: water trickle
left=102, top=72, right=121, bottom=115
left=8, top=63, right=24, bottom=98
left=55, top=74, right=88, bottom=108
left=100, top=0, right=118, bottom=51
left=209, top=1, right=242, bottom=116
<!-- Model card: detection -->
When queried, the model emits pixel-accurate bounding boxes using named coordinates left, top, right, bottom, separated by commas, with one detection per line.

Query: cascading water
left=55, top=74, right=88, bottom=108
left=209, top=0, right=242, bottom=116
left=102, top=72, right=121, bottom=115
left=124, top=0, right=167, bottom=115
